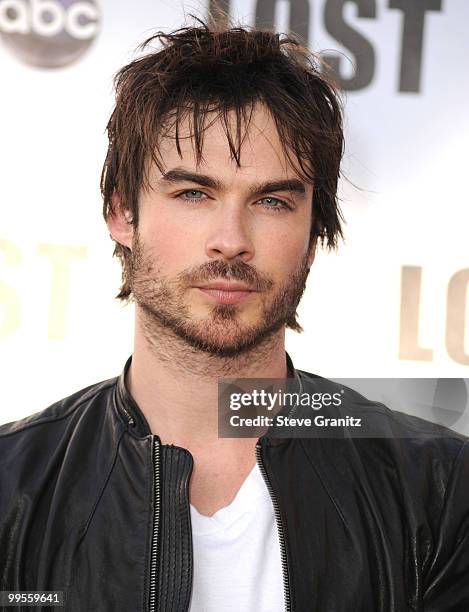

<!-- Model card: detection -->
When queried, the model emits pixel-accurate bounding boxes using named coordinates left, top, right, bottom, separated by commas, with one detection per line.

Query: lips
left=196, top=281, right=253, bottom=291
left=194, top=281, right=257, bottom=305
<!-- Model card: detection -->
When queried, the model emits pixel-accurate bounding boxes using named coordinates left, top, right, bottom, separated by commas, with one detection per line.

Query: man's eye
left=179, top=189, right=206, bottom=201
left=257, top=197, right=289, bottom=211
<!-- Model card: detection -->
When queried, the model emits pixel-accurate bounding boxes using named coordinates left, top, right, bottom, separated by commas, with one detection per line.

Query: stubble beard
left=129, top=231, right=311, bottom=359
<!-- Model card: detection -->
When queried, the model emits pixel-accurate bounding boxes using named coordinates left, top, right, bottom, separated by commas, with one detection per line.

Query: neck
left=126, top=306, right=288, bottom=449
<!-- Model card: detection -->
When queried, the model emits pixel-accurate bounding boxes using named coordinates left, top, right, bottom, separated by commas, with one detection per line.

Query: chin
left=176, top=317, right=281, bottom=357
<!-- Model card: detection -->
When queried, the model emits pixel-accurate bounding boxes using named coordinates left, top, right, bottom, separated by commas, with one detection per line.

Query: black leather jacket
left=1, top=354, right=469, bottom=612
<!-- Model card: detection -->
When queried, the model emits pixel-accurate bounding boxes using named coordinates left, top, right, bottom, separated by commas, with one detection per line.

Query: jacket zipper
left=255, top=442, right=292, bottom=612
left=143, top=371, right=300, bottom=612
left=149, top=436, right=161, bottom=612
left=120, top=403, right=135, bottom=426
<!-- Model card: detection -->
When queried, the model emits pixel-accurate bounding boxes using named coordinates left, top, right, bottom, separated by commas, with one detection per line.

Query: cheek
left=139, top=211, right=199, bottom=269
left=259, top=222, right=310, bottom=278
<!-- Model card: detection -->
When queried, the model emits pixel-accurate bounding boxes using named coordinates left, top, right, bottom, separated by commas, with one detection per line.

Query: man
left=1, top=20, right=468, bottom=612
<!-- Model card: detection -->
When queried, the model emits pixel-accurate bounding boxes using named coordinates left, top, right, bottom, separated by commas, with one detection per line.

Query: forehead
left=152, top=103, right=303, bottom=183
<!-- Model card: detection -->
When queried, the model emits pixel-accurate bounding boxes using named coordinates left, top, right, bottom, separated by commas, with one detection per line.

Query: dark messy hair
left=101, top=18, right=345, bottom=302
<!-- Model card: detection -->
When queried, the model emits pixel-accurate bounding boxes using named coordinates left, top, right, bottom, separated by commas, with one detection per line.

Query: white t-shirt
left=188, top=462, right=285, bottom=612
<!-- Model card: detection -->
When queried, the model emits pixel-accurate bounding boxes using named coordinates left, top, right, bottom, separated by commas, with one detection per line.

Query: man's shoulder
left=0, top=376, right=118, bottom=441
left=0, top=375, right=123, bottom=528
left=297, top=367, right=469, bottom=461
left=297, top=369, right=469, bottom=527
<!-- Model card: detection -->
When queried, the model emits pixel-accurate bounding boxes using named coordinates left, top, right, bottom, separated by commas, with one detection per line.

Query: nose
left=205, top=204, right=254, bottom=262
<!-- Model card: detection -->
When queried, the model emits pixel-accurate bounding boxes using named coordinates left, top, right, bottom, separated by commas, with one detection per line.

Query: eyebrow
left=158, top=168, right=308, bottom=197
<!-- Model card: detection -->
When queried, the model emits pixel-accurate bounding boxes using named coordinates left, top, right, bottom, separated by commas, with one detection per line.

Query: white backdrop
left=0, top=0, right=468, bottom=428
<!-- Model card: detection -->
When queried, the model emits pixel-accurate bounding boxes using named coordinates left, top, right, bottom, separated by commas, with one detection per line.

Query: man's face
left=119, top=104, right=315, bottom=357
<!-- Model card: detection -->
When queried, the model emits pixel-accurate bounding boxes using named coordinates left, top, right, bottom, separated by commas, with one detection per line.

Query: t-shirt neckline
left=189, top=462, right=266, bottom=536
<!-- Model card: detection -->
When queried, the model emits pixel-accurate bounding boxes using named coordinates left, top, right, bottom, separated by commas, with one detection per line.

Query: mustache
left=180, top=259, right=274, bottom=291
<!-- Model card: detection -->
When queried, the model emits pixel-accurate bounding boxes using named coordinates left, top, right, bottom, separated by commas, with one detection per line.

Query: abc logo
left=0, top=0, right=100, bottom=68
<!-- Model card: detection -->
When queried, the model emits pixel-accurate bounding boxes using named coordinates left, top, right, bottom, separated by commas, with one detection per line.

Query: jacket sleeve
left=423, top=439, right=469, bottom=611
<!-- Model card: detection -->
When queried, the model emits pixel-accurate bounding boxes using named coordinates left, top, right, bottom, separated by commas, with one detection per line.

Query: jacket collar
left=115, top=351, right=302, bottom=438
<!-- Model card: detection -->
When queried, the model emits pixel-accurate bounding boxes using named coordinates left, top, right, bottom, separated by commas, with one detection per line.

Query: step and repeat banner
left=0, top=0, right=468, bottom=428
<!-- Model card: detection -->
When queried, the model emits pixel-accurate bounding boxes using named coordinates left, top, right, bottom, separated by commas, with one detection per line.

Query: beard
left=129, top=230, right=311, bottom=358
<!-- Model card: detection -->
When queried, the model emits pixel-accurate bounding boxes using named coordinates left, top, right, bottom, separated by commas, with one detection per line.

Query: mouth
left=193, top=281, right=258, bottom=305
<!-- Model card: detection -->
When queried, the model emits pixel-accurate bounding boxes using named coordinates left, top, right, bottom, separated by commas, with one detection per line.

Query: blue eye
left=258, top=197, right=288, bottom=211
left=179, top=189, right=206, bottom=201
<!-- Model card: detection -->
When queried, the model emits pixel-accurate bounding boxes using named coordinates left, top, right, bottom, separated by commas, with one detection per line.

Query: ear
left=107, top=190, right=134, bottom=250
